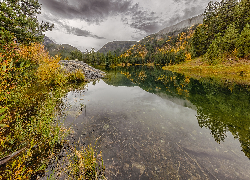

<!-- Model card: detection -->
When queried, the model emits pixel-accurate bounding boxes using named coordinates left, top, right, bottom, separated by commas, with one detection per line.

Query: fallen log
left=0, top=147, right=27, bottom=166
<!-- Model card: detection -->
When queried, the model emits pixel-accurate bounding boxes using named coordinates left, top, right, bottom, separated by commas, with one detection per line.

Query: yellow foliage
left=184, top=77, right=190, bottom=84
left=185, top=53, right=192, bottom=61
left=18, top=43, right=67, bottom=86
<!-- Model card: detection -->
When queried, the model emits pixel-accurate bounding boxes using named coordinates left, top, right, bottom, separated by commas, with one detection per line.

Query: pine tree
left=236, top=23, right=250, bottom=58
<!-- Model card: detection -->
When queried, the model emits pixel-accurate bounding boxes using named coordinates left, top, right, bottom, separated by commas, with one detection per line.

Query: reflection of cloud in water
left=59, top=79, right=250, bottom=180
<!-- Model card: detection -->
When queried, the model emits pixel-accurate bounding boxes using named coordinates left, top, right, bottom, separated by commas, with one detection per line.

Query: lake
left=58, top=66, right=250, bottom=179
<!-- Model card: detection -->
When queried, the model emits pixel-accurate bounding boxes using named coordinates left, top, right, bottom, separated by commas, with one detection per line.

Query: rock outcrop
left=59, top=60, right=106, bottom=81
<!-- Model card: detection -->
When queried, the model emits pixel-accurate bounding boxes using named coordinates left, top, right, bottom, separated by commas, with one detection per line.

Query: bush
left=0, top=42, right=86, bottom=179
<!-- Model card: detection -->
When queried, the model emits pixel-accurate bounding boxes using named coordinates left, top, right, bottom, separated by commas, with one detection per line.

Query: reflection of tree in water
left=105, top=66, right=250, bottom=159
left=189, top=81, right=250, bottom=159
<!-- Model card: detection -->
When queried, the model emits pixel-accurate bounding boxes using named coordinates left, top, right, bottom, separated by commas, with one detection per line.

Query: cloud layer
left=38, top=0, right=211, bottom=51
left=40, top=0, right=137, bottom=22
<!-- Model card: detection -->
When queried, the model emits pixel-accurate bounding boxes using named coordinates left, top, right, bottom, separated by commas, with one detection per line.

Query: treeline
left=71, top=26, right=197, bottom=66
left=68, top=48, right=122, bottom=66
left=192, top=0, right=250, bottom=64
left=118, top=26, right=197, bottom=65
left=80, top=0, right=250, bottom=66
left=119, top=0, right=250, bottom=65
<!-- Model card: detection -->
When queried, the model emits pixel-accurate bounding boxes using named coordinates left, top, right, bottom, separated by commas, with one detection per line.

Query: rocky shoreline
left=59, top=60, right=106, bottom=81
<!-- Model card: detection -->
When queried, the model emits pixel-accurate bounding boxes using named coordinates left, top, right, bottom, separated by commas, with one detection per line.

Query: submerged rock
left=59, top=60, right=106, bottom=81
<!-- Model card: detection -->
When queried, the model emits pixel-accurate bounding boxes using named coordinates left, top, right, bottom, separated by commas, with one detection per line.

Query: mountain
left=156, top=14, right=203, bottom=37
left=114, top=14, right=204, bottom=65
left=43, top=36, right=81, bottom=59
left=98, top=15, right=203, bottom=56
left=98, top=41, right=137, bottom=55
left=43, top=35, right=55, bottom=46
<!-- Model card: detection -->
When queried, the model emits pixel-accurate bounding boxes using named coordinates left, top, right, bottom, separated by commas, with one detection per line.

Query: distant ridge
left=43, top=35, right=55, bottom=45
left=157, top=14, right=203, bottom=36
left=98, top=41, right=137, bottom=54
left=43, top=36, right=80, bottom=59
left=98, top=15, right=203, bottom=55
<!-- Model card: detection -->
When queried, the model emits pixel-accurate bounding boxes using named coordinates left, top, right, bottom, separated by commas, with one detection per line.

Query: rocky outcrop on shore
left=59, top=60, right=106, bottom=81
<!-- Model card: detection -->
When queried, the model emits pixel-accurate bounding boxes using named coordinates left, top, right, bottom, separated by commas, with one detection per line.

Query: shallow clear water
left=60, top=66, right=250, bottom=180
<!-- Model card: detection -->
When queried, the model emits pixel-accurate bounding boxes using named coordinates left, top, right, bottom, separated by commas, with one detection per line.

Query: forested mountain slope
left=98, top=41, right=137, bottom=55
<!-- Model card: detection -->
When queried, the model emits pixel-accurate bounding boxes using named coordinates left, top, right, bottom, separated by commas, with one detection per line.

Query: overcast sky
left=38, top=0, right=211, bottom=52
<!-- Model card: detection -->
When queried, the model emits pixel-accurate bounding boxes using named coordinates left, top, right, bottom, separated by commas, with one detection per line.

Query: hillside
left=156, top=15, right=203, bottom=37
left=98, top=41, right=137, bottom=55
left=43, top=36, right=81, bottom=59
left=43, top=36, right=55, bottom=45
left=82, top=14, right=204, bottom=66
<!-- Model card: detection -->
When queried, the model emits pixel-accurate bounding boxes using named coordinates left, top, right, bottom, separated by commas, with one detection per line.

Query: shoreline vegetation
left=1, top=0, right=250, bottom=179
left=162, top=58, right=250, bottom=86
left=0, top=1, right=105, bottom=179
left=0, top=42, right=105, bottom=179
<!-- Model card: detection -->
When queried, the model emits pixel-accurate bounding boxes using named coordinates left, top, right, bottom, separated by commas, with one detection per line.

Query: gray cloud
left=182, top=5, right=204, bottom=18
left=130, top=14, right=161, bottom=33
left=124, top=3, right=162, bottom=33
left=39, top=0, right=134, bottom=23
left=38, top=0, right=212, bottom=51
left=39, top=0, right=163, bottom=33
left=163, top=2, right=208, bottom=28
left=65, top=26, right=105, bottom=39
left=173, top=0, right=199, bottom=4
left=40, top=13, right=104, bottom=39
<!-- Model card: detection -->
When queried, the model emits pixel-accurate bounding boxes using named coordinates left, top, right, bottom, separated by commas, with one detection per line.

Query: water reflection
left=105, top=66, right=250, bottom=160
left=59, top=66, right=250, bottom=179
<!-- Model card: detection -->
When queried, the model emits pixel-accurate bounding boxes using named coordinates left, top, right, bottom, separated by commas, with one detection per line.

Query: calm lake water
left=59, top=66, right=250, bottom=179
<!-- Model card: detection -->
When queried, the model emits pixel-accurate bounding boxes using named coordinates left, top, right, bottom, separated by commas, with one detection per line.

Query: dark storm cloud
left=39, top=0, right=162, bottom=33
left=163, top=2, right=208, bottom=27
left=65, top=26, right=105, bottom=39
left=130, top=12, right=161, bottom=33
left=123, top=3, right=162, bottom=33
left=41, top=13, right=104, bottom=39
left=39, top=0, right=134, bottom=23
left=39, top=0, right=211, bottom=38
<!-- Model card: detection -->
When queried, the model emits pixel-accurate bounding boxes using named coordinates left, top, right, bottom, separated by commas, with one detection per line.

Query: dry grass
left=163, top=58, right=250, bottom=85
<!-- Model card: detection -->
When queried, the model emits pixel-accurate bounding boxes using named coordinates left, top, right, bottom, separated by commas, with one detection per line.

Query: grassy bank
left=162, top=58, right=250, bottom=85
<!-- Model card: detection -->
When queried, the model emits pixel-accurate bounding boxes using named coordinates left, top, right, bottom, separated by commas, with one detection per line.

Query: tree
left=0, top=0, right=54, bottom=45
left=203, top=0, right=238, bottom=43
left=204, top=37, right=223, bottom=65
left=191, top=0, right=250, bottom=59
left=70, top=50, right=83, bottom=60
left=236, top=23, right=250, bottom=58
left=221, top=23, right=239, bottom=53
left=192, top=24, right=209, bottom=57
left=236, top=0, right=250, bottom=32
